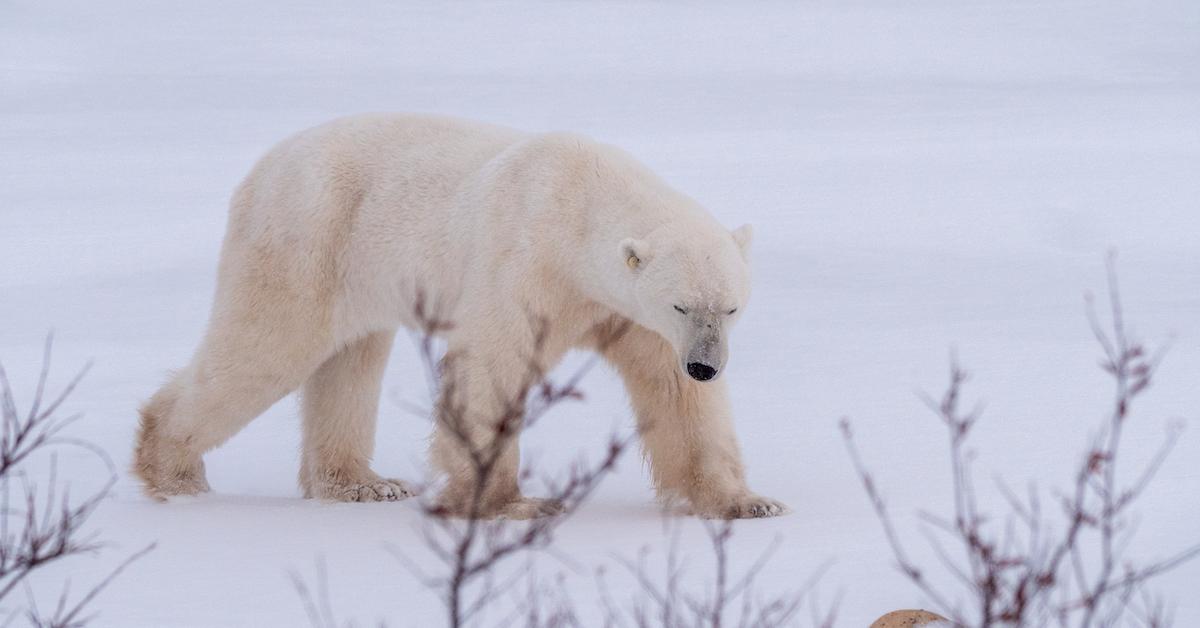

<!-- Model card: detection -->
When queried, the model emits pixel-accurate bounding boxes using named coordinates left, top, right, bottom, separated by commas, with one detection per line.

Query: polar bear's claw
left=490, top=497, right=564, bottom=519
left=745, top=500, right=786, bottom=517
left=345, top=479, right=414, bottom=502
left=734, top=496, right=789, bottom=519
left=434, top=496, right=565, bottom=519
left=310, top=475, right=415, bottom=503
left=698, top=494, right=789, bottom=519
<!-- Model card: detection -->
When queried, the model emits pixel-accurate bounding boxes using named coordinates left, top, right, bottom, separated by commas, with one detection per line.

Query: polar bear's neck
left=571, top=169, right=729, bottom=318
left=503, top=131, right=731, bottom=321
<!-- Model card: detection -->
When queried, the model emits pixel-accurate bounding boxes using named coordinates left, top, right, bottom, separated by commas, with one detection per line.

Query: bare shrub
left=597, top=520, right=835, bottom=628
left=400, top=304, right=637, bottom=627
left=840, top=261, right=1199, bottom=627
left=294, top=305, right=637, bottom=628
left=505, top=567, right=581, bottom=628
left=289, top=557, right=344, bottom=628
left=0, top=336, right=153, bottom=627
left=292, top=302, right=829, bottom=627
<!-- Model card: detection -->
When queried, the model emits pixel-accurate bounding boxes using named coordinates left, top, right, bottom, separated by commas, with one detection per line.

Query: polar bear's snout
left=686, top=361, right=718, bottom=381
left=682, top=321, right=727, bottom=382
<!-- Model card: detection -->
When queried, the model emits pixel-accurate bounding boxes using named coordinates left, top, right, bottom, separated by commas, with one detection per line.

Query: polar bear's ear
left=731, top=224, right=753, bottom=259
left=620, top=238, right=651, bottom=271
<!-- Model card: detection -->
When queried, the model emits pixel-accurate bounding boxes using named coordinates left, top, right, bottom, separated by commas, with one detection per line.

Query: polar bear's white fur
left=134, top=114, right=786, bottom=519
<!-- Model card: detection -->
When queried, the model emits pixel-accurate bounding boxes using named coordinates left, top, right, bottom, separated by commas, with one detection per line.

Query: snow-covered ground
left=3, top=1, right=1199, bottom=625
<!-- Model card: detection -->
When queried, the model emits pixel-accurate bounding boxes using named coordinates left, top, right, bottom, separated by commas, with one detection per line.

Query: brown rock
left=869, top=609, right=949, bottom=628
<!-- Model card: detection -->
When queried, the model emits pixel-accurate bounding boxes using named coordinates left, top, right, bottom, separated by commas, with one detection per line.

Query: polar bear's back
left=218, top=114, right=529, bottom=336
left=244, top=112, right=526, bottom=208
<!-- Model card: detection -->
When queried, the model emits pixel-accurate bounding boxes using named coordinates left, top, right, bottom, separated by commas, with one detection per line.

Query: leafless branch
left=603, top=519, right=828, bottom=628
left=0, top=335, right=152, bottom=626
left=297, top=297, right=828, bottom=627
left=841, top=260, right=1198, bottom=627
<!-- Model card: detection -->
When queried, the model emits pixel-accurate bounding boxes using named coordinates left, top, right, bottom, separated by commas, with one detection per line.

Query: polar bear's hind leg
left=135, top=376, right=211, bottom=499
left=133, top=338, right=324, bottom=500
left=134, top=256, right=339, bottom=499
left=299, top=330, right=413, bottom=502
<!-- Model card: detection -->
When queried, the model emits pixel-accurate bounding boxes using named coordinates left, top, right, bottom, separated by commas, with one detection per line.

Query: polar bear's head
left=619, top=223, right=753, bottom=382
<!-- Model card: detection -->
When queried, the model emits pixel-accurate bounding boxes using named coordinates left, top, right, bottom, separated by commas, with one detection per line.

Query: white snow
left=2, top=1, right=1199, bottom=626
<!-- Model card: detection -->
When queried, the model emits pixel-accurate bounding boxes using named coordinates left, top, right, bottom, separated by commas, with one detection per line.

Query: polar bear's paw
left=495, top=497, right=565, bottom=520
left=433, top=495, right=565, bottom=519
left=133, top=417, right=211, bottom=500
left=137, top=455, right=211, bottom=501
left=149, top=464, right=212, bottom=500
left=340, top=479, right=415, bottom=503
left=309, top=474, right=415, bottom=503
left=163, top=469, right=213, bottom=497
left=698, top=493, right=790, bottom=519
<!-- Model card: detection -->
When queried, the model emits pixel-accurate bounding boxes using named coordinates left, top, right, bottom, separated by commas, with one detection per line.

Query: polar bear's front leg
left=645, top=378, right=787, bottom=519
left=603, top=325, right=788, bottom=519
left=428, top=321, right=571, bottom=520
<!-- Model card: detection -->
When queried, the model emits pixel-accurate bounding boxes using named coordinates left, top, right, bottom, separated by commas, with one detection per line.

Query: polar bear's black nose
left=686, top=362, right=717, bottom=381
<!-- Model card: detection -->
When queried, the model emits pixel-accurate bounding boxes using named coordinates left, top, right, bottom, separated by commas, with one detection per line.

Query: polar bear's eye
left=673, top=305, right=687, bottom=315
left=727, top=308, right=738, bottom=315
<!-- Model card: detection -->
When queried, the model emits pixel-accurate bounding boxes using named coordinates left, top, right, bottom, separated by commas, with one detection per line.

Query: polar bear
left=134, top=113, right=787, bottom=519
